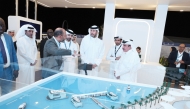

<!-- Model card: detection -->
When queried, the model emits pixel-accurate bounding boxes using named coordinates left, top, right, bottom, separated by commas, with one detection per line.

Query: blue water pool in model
left=0, top=74, right=156, bottom=109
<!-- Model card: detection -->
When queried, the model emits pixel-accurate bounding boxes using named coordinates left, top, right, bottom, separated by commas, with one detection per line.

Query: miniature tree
left=127, top=101, right=132, bottom=109
left=139, top=102, right=143, bottom=109
left=144, top=100, right=149, bottom=109
left=154, top=96, right=158, bottom=105
left=111, top=106, right=115, bottom=109
left=149, top=98, right=153, bottom=108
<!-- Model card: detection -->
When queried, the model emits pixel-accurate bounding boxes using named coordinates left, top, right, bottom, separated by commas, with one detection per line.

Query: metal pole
left=35, top=0, right=37, bottom=20
left=26, top=0, right=29, bottom=18
left=15, top=0, right=18, bottom=16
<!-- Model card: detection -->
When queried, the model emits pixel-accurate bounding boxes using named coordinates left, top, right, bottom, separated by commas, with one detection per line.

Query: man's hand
left=174, top=62, right=179, bottom=65
left=114, top=71, right=120, bottom=79
left=116, top=76, right=120, bottom=79
left=179, top=60, right=185, bottom=64
left=13, top=70, right=19, bottom=79
left=30, top=60, right=37, bottom=66
left=92, top=64, right=97, bottom=69
left=115, top=56, right=121, bottom=60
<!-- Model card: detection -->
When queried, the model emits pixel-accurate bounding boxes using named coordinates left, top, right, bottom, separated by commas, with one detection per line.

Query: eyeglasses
left=179, top=46, right=185, bottom=48
left=68, top=34, right=74, bottom=37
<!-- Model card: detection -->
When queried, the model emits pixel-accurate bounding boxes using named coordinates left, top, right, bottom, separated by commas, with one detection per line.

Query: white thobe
left=12, top=36, right=16, bottom=42
left=80, top=35, right=105, bottom=76
left=73, top=42, right=80, bottom=73
left=16, top=35, right=37, bottom=86
left=60, top=40, right=78, bottom=73
left=106, top=44, right=123, bottom=79
left=114, top=50, right=141, bottom=82
left=73, top=42, right=80, bottom=53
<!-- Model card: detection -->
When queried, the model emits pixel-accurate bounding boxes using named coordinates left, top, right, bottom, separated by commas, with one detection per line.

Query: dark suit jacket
left=0, top=33, right=19, bottom=79
left=40, top=38, right=48, bottom=58
left=42, top=37, right=71, bottom=78
left=168, top=51, right=190, bottom=69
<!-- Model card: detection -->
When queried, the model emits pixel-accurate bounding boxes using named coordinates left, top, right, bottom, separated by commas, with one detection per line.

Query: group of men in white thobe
left=59, top=25, right=141, bottom=82
left=106, top=37, right=141, bottom=82
left=12, top=24, right=141, bottom=85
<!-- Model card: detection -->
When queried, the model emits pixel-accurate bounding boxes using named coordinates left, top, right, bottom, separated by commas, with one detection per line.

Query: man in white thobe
left=107, top=36, right=123, bottom=79
left=72, top=34, right=80, bottom=53
left=7, top=29, right=17, bottom=51
left=80, top=25, right=105, bottom=76
left=7, top=30, right=16, bottom=42
left=114, top=39, right=141, bottom=82
left=72, top=34, right=80, bottom=73
left=16, top=24, right=37, bottom=86
left=60, top=29, right=78, bottom=73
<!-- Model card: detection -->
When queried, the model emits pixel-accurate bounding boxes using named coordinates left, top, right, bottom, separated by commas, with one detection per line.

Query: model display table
left=0, top=73, right=156, bottom=109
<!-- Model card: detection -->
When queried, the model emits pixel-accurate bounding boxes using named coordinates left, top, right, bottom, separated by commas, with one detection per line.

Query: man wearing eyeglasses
left=42, top=28, right=71, bottom=78
left=168, top=44, right=190, bottom=73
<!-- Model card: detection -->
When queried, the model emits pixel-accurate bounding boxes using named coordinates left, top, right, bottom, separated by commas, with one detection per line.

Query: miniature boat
left=71, top=96, right=83, bottom=107
left=107, top=92, right=118, bottom=100
left=47, top=89, right=66, bottom=100
left=18, top=103, right=26, bottom=109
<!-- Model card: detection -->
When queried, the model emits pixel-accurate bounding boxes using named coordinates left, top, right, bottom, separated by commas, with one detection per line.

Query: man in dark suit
left=40, top=29, right=53, bottom=59
left=168, top=43, right=190, bottom=71
left=0, top=18, right=19, bottom=95
left=42, top=28, right=71, bottom=78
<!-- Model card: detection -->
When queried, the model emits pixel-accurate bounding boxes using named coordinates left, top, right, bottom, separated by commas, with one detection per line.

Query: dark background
left=1, top=0, right=190, bottom=37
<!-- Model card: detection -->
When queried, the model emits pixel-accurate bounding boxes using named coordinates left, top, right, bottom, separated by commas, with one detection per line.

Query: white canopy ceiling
left=31, top=0, right=190, bottom=11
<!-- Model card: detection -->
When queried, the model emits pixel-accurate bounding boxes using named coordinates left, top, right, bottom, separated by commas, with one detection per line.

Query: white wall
left=8, top=16, right=42, bottom=42
left=103, top=4, right=168, bottom=64
left=102, top=3, right=115, bottom=58
left=150, top=5, right=168, bottom=63
left=112, top=18, right=154, bottom=62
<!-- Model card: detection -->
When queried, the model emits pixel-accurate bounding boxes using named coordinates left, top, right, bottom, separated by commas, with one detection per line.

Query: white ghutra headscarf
left=15, top=24, right=37, bottom=43
left=122, top=39, right=138, bottom=54
left=66, top=29, right=74, bottom=35
left=88, top=25, right=99, bottom=38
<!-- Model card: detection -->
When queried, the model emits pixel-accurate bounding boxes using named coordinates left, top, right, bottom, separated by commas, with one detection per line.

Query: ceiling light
left=180, top=10, right=184, bottom=12
left=92, top=7, right=95, bottom=9
left=130, top=8, right=133, bottom=10
left=65, top=6, right=68, bottom=8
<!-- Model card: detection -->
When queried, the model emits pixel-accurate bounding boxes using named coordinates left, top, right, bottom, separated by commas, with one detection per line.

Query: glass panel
left=0, top=73, right=157, bottom=109
left=0, top=78, right=28, bottom=97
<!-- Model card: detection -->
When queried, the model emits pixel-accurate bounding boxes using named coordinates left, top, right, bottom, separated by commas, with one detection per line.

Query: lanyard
left=115, top=44, right=122, bottom=57
left=177, top=53, right=183, bottom=59
left=64, top=41, right=71, bottom=49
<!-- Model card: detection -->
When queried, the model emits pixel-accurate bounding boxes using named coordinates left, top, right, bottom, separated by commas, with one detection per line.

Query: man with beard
left=72, top=34, right=80, bottom=53
left=40, top=29, right=53, bottom=59
left=107, top=36, right=123, bottom=79
left=114, top=39, right=141, bottom=82
left=42, top=28, right=71, bottom=78
left=80, top=25, right=105, bottom=76
left=16, top=24, right=38, bottom=86
left=60, top=29, right=78, bottom=73
left=0, top=18, right=19, bottom=95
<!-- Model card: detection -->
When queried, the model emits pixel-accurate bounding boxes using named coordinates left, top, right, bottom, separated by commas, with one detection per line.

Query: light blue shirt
left=53, top=36, right=60, bottom=48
